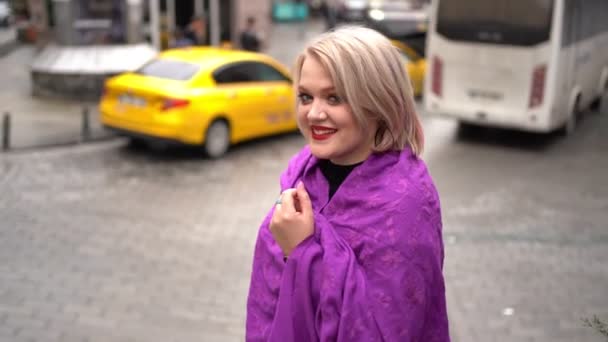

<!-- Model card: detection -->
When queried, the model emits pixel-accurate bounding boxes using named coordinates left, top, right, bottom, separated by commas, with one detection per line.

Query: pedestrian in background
left=185, top=15, right=207, bottom=45
left=239, top=16, right=263, bottom=52
left=246, top=26, right=450, bottom=341
left=322, top=0, right=338, bottom=30
left=169, top=27, right=194, bottom=48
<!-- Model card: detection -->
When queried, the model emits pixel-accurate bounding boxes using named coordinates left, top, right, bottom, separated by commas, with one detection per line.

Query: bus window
left=436, top=0, right=554, bottom=46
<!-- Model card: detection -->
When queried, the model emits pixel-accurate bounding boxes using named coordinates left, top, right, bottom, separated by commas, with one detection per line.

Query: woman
left=246, top=26, right=450, bottom=341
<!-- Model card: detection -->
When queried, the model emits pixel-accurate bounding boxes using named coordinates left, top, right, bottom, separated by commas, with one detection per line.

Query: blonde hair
left=293, top=26, right=424, bottom=156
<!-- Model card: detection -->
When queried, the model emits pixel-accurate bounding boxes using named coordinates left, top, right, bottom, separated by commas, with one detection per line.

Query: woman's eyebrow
left=297, top=85, right=336, bottom=92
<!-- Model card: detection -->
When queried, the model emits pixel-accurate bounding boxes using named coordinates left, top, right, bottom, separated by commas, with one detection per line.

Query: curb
left=0, top=27, right=18, bottom=58
left=0, top=38, right=17, bottom=58
left=0, top=132, right=120, bottom=154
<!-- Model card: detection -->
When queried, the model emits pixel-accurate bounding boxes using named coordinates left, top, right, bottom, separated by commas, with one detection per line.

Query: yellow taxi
left=100, top=47, right=297, bottom=158
left=391, top=40, right=426, bottom=97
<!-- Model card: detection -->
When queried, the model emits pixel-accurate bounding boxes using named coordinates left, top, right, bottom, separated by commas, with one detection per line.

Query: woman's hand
left=270, top=181, right=314, bottom=257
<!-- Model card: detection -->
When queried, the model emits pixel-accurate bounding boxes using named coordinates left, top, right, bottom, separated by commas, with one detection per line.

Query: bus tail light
left=162, top=98, right=190, bottom=111
left=528, top=65, right=546, bottom=108
left=432, top=55, right=443, bottom=97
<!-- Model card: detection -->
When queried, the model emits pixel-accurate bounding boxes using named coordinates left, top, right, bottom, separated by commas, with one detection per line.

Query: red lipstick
left=310, top=125, right=337, bottom=141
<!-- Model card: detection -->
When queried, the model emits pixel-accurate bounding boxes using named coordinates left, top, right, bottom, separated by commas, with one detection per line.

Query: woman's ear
left=374, top=121, right=386, bottom=147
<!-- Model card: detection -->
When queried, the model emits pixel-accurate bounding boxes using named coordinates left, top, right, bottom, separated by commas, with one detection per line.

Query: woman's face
left=296, top=55, right=376, bottom=165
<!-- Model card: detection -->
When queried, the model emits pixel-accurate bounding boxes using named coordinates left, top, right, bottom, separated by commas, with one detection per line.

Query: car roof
left=158, top=47, right=281, bottom=70
left=390, top=39, right=422, bottom=60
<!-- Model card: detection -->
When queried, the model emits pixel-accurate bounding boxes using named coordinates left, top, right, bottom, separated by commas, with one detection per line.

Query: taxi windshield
left=135, top=59, right=200, bottom=81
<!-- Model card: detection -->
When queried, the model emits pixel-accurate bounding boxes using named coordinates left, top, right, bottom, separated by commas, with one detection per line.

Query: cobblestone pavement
left=1, top=17, right=608, bottom=342
left=0, top=27, right=17, bottom=57
left=429, top=109, right=608, bottom=341
left=0, top=134, right=303, bottom=341
left=1, top=105, right=607, bottom=341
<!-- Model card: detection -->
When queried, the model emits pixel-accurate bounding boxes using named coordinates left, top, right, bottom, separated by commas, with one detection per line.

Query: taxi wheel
left=203, top=120, right=230, bottom=158
left=127, top=137, right=147, bottom=149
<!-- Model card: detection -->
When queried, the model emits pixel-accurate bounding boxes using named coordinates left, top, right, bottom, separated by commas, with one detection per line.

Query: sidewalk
left=265, top=18, right=325, bottom=68
left=0, top=26, right=17, bottom=57
left=0, top=46, right=110, bottom=150
left=0, top=19, right=324, bottom=151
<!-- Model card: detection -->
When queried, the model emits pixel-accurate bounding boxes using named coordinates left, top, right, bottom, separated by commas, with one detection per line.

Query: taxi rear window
left=135, top=59, right=200, bottom=81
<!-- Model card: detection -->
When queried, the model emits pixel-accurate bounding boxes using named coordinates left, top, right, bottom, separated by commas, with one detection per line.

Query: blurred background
left=0, top=0, right=607, bottom=341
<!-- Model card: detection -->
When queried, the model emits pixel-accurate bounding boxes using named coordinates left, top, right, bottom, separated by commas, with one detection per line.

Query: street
left=0, top=104, right=607, bottom=341
left=1, top=8, right=607, bottom=342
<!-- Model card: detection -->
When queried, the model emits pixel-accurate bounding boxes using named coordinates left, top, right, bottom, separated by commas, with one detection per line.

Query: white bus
left=423, top=0, right=608, bottom=134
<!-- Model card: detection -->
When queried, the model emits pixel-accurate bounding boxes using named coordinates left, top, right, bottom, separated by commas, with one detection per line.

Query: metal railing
left=0, top=107, right=117, bottom=152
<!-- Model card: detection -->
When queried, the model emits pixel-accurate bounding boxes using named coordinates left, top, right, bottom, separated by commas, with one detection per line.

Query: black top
left=319, top=159, right=363, bottom=200
left=240, top=30, right=260, bottom=52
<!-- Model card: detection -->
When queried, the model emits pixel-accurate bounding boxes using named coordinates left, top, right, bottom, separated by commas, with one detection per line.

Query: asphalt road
left=1, top=103, right=607, bottom=341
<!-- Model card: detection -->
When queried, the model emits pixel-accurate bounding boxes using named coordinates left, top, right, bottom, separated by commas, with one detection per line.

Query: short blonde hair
left=293, top=26, right=424, bottom=156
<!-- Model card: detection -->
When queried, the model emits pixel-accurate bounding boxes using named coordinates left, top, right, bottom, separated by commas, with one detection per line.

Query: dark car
left=0, top=0, right=11, bottom=27
left=336, top=0, right=369, bottom=23
left=364, top=0, right=430, bottom=39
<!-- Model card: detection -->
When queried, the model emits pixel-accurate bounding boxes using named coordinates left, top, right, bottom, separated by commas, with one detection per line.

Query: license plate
left=118, top=94, right=147, bottom=107
left=467, top=89, right=503, bottom=101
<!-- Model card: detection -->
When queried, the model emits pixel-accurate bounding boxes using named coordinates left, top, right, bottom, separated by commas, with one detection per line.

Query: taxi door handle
left=227, top=91, right=237, bottom=99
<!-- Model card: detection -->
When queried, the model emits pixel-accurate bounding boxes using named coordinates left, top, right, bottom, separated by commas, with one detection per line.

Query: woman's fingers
left=296, top=181, right=312, bottom=215
left=278, top=183, right=312, bottom=216
left=278, top=189, right=297, bottom=214
left=270, top=183, right=315, bottom=256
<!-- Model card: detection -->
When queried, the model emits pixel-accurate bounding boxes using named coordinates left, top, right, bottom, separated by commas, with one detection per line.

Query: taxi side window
left=255, top=64, right=291, bottom=82
left=213, top=63, right=258, bottom=84
left=213, top=62, right=290, bottom=84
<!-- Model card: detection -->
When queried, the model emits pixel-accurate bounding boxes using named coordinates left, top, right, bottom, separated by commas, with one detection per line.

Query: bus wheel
left=458, top=121, right=483, bottom=136
left=203, top=119, right=230, bottom=158
left=561, top=98, right=580, bottom=136
left=599, top=84, right=607, bottom=114
left=591, top=82, right=608, bottom=114
left=563, top=115, right=576, bottom=135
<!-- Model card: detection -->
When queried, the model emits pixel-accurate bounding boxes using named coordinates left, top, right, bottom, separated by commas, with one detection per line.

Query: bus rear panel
left=424, top=0, right=558, bottom=132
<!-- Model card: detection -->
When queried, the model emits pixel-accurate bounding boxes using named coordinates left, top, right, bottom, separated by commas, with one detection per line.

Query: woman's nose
left=307, top=100, right=327, bottom=121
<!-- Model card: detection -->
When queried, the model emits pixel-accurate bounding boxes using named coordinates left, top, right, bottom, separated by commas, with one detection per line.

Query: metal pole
left=81, top=107, right=91, bottom=141
left=149, top=0, right=161, bottom=50
left=51, top=0, right=74, bottom=45
left=125, top=0, right=143, bottom=44
left=209, top=0, right=220, bottom=46
left=167, top=0, right=176, bottom=39
left=2, top=112, right=10, bottom=151
left=194, top=0, right=204, bottom=17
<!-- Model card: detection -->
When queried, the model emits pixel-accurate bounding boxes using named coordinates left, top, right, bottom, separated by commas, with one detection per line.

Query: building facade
left=25, top=0, right=274, bottom=99
left=19, top=0, right=272, bottom=49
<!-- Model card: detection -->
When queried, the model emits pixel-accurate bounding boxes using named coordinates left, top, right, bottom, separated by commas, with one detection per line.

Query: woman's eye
left=327, top=95, right=342, bottom=105
left=298, top=93, right=312, bottom=104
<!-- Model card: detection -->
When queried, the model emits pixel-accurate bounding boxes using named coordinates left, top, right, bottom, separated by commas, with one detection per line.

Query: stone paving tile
left=0, top=113, right=607, bottom=341
left=0, top=135, right=307, bottom=341
left=0, top=25, right=607, bottom=342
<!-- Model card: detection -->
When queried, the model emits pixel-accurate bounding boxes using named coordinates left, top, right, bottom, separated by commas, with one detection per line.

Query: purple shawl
left=246, top=146, right=450, bottom=341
